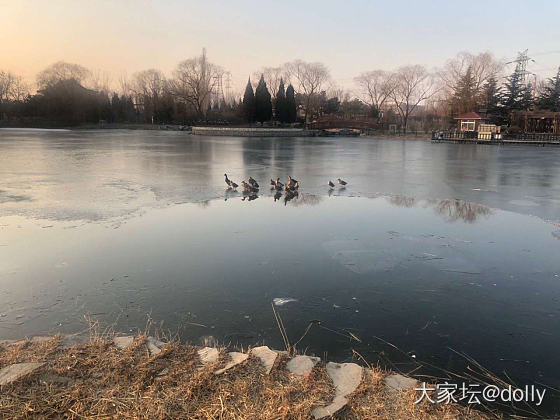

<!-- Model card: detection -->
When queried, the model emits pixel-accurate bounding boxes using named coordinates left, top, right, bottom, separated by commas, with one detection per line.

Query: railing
left=503, top=132, right=560, bottom=142
left=432, top=131, right=560, bottom=143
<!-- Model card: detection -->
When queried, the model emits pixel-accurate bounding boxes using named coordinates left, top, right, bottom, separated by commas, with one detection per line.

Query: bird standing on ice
left=224, top=173, right=238, bottom=189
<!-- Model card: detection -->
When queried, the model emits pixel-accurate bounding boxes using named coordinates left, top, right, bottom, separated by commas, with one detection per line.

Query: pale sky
left=1, top=0, right=559, bottom=93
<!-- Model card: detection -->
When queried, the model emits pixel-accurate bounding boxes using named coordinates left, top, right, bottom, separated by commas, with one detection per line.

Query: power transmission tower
left=224, top=72, right=232, bottom=105
left=506, top=49, right=535, bottom=86
left=213, top=74, right=225, bottom=109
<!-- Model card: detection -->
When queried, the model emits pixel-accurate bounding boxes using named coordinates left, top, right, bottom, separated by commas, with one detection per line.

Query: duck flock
left=224, top=173, right=347, bottom=199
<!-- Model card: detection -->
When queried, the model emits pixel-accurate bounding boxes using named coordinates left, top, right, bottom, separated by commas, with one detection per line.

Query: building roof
left=454, top=111, right=485, bottom=120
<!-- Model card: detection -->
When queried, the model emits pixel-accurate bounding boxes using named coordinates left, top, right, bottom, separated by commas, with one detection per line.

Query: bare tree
left=88, top=69, right=112, bottom=92
left=354, top=70, right=395, bottom=119
left=390, top=65, right=438, bottom=132
left=0, top=71, right=29, bottom=103
left=131, top=69, right=168, bottom=121
left=117, top=72, right=133, bottom=97
left=171, top=50, right=223, bottom=118
left=37, top=61, right=90, bottom=89
left=326, top=81, right=348, bottom=102
left=440, top=51, right=503, bottom=94
left=285, top=60, right=330, bottom=125
left=0, top=71, right=15, bottom=104
left=253, top=67, right=289, bottom=99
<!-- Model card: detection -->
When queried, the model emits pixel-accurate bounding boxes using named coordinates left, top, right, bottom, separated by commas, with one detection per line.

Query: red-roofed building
left=454, top=111, right=488, bottom=132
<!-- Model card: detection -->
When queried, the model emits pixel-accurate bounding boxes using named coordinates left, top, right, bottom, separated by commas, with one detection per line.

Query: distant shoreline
left=0, top=124, right=433, bottom=140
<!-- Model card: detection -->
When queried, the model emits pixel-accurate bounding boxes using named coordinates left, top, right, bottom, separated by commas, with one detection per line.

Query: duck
left=328, top=180, right=335, bottom=188
left=248, top=177, right=259, bottom=188
left=275, top=178, right=284, bottom=188
left=241, top=180, right=258, bottom=193
left=337, top=178, right=347, bottom=186
left=288, top=176, right=298, bottom=187
left=224, top=174, right=238, bottom=189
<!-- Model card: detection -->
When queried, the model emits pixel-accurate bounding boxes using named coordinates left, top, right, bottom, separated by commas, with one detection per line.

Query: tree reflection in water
left=284, top=193, right=322, bottom=207
left=389, top=195, right=415, bottom=208
left=429, top=199, right=492, bottom=223
left=388, top=195, right=493, bottom=223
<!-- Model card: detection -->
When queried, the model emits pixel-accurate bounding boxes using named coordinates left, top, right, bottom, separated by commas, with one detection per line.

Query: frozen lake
left=1, top=129, right=559, bottom=410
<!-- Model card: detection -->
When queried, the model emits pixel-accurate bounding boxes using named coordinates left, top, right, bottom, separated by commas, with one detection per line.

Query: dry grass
left=0, top=336, right=496, bottom=419
left=343, top=369, right=490, bottom=420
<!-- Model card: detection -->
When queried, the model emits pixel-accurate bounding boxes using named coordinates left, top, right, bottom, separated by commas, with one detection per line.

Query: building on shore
left=454, top=111, right=488, bottom=132
left=509, top=110, right=560, bottom=134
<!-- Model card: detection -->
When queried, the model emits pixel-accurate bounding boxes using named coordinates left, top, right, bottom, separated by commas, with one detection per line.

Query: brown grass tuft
left=0, top=336, right=497, bottom=419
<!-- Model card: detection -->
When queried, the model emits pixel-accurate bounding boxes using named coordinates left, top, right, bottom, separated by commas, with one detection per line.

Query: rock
left=113, top=336, right=134, bottom=350
left=214, top=352, right=249, bottom=375
left=197, top=347, right=219, bottom=366
left=384, top=373, right=418, bottom=391
left=0, top=362, right=44, bottom=385
left=147, top=337, right=165, bottom=356
left=250, top=346, right=278, bottom=374
left=286, top=355, right=320, bottom=377
left=312, top=362, right=363, bottom=419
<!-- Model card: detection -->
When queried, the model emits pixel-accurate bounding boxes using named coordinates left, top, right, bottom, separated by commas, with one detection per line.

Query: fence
left=432, top=131, right=560, bottom=144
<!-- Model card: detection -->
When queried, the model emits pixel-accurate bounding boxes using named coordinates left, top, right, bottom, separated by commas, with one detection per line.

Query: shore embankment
left=0, top=334, right=493, bottom=419
left=191, top=127, right=321, bottom=137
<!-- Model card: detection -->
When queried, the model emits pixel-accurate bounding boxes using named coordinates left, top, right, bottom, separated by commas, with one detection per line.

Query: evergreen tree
left=324, top=96, right=340, bottom=114
left=519, top=83, right=534, bottom=110
left=451, top=65, right=478, bottom=116
left=254, top=74, right=272, bottom=123
left=110, top=92, right=121, bottom=122
left=482, top=76, right=500, bottom=110
left=502, top=63, right=525, bottom=112
left=275, top=78, right=287, bottom=123
left=482, top=76, right=504, bottom=124
left=285, top=84, right=297, bottom=123
left=538, top=67, right=560, bottom=111
left=242, top=77, right=255, bottom=123
left=123, top=95, right=136, bottom=122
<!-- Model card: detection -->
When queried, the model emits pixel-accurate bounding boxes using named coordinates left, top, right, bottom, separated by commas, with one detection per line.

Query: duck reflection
left=273, top=191, right=282, bottom=202
left=283, top=190, right=298, bottom=205
left=241, top=191, right=259, bottom=201
left=224, top=189, right=239, bottom=201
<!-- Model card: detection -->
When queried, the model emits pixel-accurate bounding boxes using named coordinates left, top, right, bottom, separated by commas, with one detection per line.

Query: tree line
left=241, top=75, right=297, bottom=123
left=1, top=50, right=559, bottom=131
